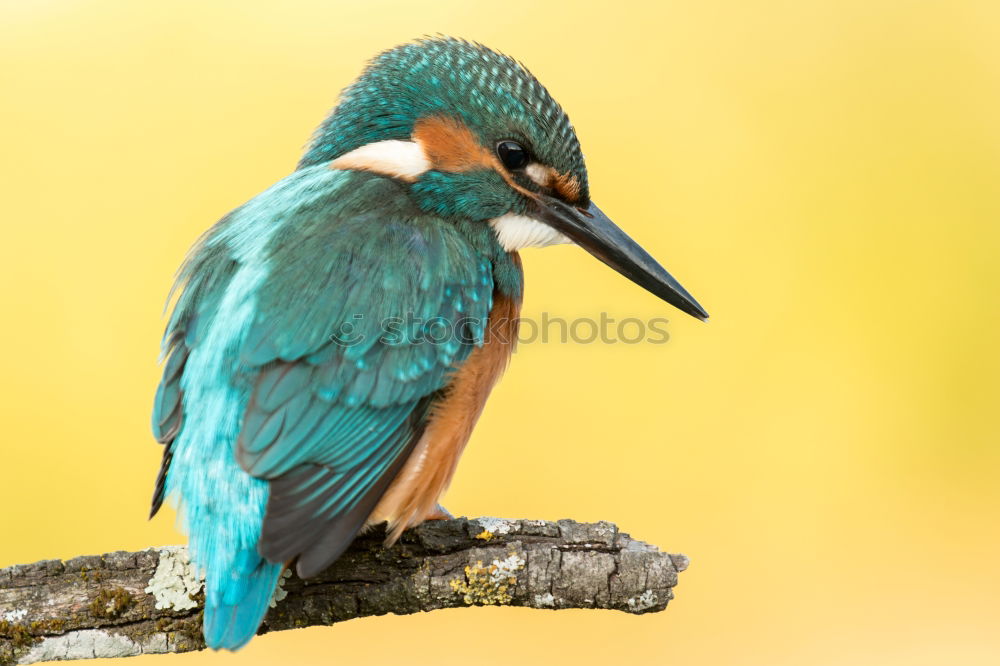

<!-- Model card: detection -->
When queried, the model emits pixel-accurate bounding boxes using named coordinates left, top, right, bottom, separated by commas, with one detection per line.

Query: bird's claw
left=425, top=504, right=454, bottom=521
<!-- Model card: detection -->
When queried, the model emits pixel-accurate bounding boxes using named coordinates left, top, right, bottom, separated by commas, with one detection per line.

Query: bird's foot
left=424, top=504, right=454, bottom=521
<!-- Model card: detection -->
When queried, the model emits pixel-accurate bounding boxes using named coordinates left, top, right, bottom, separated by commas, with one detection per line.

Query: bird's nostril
left=577, top=207, right=594, bottom=219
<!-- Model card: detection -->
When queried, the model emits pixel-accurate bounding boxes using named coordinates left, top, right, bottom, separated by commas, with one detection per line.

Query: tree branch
left=0, top=518, right=688, bottom=665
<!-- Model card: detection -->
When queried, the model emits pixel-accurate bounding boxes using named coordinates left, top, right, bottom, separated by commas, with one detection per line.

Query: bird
left=149, top=36, right=708, bottom=651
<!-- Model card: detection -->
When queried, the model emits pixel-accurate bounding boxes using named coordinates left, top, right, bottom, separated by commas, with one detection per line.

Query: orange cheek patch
left=412, top=115, right=539, bottom=200
left=412, top=116, right=496, bottom=172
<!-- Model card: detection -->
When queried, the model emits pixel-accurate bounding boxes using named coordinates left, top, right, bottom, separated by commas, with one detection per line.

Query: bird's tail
left=203, top=548, right=283, bottom=651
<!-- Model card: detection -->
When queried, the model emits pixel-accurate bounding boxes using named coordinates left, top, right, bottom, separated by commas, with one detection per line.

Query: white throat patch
left=489, top=213, right=573, bottom=252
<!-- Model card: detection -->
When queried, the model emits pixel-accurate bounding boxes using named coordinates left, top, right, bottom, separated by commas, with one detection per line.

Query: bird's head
left=301, top=37, right=707, bottom=320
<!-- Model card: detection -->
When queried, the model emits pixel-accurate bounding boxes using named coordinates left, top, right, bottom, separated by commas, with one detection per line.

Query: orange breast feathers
left=367, top=291, right=521, bottom=542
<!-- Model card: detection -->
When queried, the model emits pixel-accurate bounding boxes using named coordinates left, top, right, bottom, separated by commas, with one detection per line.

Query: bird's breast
left=367, top=291, right=521, bottom=541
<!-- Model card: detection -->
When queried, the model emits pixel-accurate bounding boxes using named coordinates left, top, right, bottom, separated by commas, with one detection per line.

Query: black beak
left=533, top=196, right=709, bottom=320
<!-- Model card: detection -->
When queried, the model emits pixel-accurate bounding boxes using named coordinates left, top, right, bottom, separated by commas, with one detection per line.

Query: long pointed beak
left=533, top=196, right=709, bottom=320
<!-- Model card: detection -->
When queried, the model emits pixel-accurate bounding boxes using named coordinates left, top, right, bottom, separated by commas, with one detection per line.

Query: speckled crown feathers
left=298, top=37, right=589, bottom=201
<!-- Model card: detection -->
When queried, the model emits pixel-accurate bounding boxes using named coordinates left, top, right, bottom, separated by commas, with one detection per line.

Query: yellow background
left=2, top=1, right=998, bottom=664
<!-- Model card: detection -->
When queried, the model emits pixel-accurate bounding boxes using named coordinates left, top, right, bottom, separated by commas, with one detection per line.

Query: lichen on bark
left=0, top=518, right=687, bottom=665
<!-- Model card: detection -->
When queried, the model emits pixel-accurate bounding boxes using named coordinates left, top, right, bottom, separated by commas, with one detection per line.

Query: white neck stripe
left=329, top=140, right=431, bottom=182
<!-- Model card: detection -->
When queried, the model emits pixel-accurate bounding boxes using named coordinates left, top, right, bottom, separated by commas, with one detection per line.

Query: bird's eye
left=496, top=141, right=529, bottom=170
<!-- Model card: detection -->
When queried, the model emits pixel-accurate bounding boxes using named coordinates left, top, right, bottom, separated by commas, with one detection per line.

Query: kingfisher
left=150, top=37, right=708, bottom=651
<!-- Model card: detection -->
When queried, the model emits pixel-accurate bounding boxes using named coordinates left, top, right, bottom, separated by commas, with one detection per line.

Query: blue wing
left=235, top=175, right=494, bottom=576
left=151, top=166, right=494, bottom=649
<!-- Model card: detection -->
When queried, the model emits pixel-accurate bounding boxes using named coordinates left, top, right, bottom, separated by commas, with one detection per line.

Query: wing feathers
left=162, top=174, right=499, bottom=578
left=150, top=343, right=189, bottom=517
left=258, top=393, right=435, bottom=577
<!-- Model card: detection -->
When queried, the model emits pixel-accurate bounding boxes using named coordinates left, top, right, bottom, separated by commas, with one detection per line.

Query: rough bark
left=0, top=518, right=688, bottom=665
